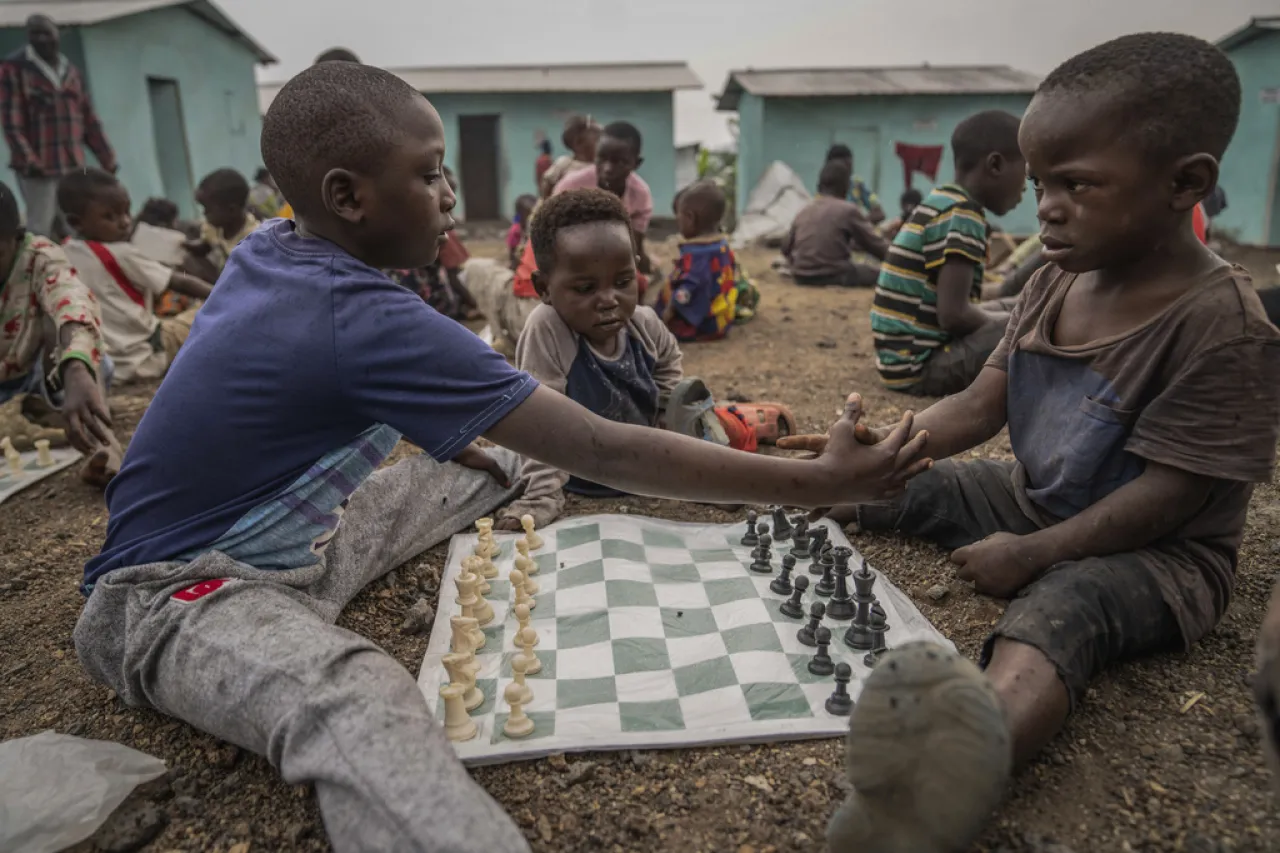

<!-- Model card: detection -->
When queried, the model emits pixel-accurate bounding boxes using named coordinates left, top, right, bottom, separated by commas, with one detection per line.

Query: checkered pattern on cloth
left=0, top=53, right=115, bottom=175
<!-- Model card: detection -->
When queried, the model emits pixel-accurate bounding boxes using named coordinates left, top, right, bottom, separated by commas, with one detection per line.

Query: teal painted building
left=261, top=62, right=700, bottom=221
left=1218, top=17, right=1280, bottom=247
left=717, top=65, right=1041, bottom=235
left=0, top=0, right=274, bottom=219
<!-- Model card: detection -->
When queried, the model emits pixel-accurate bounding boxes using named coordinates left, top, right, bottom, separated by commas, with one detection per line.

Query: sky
left=222, top=0, right=1277, bottom=148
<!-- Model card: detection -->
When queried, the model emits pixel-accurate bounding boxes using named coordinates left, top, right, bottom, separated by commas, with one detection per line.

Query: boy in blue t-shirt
left=72, top=62, right=932, bottom=852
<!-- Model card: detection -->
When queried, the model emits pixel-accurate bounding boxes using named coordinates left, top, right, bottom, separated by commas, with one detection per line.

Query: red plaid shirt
left=0, top=51, right=115, bottom=176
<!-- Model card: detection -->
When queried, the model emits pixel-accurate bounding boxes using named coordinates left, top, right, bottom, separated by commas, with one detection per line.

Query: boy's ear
left=1169, top=153, right=1218, bottom=213
left=531, top=270, right=552, bottom=304
left=320, top=168, right=362, bottom=224
left=985, top=151, right=1006, bottom=175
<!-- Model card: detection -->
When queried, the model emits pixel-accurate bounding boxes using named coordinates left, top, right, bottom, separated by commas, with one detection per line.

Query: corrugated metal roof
left=716, top=65, right=1039, bottom=110
left=259, top=61, right=701, bottom=113
left=0, top=0, right=276, bottom=63
left=1218, top=16, right=1280, bottom=51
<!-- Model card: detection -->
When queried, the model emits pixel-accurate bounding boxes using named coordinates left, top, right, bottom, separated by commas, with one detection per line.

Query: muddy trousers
left=74, top=450, right=532, bottom=853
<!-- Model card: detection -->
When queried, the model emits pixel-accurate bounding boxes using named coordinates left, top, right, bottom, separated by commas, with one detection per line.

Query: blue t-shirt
left=83, top=220, right=535, bottom=591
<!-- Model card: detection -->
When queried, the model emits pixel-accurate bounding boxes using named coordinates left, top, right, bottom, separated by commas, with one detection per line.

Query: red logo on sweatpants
left=172, top=579, right=229, bottom=602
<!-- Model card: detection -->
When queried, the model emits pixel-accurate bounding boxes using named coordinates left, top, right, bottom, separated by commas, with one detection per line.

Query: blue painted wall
left=1219, top=30, right=1280, bottom=247
left=426, top=91, right=678, bottom=220
left=0, top=5, right=264, bottom=220
left=733, top=91, right=1040, bottom=235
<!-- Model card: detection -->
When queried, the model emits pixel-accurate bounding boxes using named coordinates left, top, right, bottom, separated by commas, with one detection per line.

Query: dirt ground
left=3, top=238, right=1280, bottom=853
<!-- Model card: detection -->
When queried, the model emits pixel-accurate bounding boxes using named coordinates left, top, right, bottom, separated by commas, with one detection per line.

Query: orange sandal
left=722, top=402, right=797, bottom=445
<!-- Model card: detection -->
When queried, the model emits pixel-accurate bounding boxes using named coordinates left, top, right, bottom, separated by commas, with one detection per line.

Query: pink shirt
left=552, top=167, right=654, bottom=234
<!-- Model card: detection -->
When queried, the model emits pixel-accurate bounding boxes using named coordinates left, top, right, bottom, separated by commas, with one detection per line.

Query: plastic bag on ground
left=0, top=730, right=167, bottom=853
left=730, top=161, right=812, bottom=249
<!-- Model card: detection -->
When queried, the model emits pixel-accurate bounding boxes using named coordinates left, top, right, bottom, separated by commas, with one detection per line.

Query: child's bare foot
left=827, top=643, right=1011, bottom=853
left=1254, top=582, right=1280, bottom=792
left=79, top=439, right=123, bottom=489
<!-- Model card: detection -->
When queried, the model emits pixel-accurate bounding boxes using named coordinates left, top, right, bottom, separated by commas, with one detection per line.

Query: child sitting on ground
left=0, top=180, right=122, bottom=486
left=72, top=62, right=929, bottom=853
left=58, top=169, right=212, bottom=382
left=507, top=193, right=536, bottom=268
left=539, top=113, right=600, bottom=197
left=782, top=34, right=1280, bottom=853
left=656, top=180, right=758, bottom=341
left=497, top=187, right=794, bottom=529
left=192, top=168, right=260, bottom=278
left=881, top=187, right=923, bottom=241
left=870, top=110, right=1026, bottom=397
left=825, top=143, right=886, bottom=224
left=783, top=161, right=889, bottom=289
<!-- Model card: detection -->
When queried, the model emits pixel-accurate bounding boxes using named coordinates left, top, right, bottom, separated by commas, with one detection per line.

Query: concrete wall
left=427, top=90, right=678, bottom=220
left=1219, top=30, right=1280, bottom=247
left=0, top=6, right=263, bottom=220
left=734, top=91, right=1039, bottom=235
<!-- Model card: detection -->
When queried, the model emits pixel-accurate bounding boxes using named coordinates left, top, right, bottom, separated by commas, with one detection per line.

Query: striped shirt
left=870, top=184, right=990, bottom=389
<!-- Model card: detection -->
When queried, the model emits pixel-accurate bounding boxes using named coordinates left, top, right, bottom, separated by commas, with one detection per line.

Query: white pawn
left=516, top=626, right=542, bottom=675
left=515, top=556, right=539, bottom=596
left=510, top=654, right=534, bottom=705
left=2, top=437, right=23, bottom=478
left=34, top=439, right=53, bottom=468
left=443, top=652, right=484, bottom=711
left=515, top=539, right=537, bottom=575
left=510, top=569, right=534, bottom=610
left=513, top=602, right=538, bottom=646
left=503, top=681, right=535, bottom=739
left=520, top=514, right=543, bottom=550
left=441, top=684, right=478, bottom=742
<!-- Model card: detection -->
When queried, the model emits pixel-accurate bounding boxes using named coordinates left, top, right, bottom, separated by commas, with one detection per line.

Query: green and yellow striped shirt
left=870, top=184, right=989, bottom=389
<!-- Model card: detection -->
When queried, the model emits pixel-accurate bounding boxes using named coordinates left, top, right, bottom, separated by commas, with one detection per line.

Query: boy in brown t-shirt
left=782, top=161, right=888, bottom=288
left=783, top=34, right=1280, bottom=850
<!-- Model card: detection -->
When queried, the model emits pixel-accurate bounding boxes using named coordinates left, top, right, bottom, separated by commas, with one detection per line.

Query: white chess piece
left=441, top=684, right=478, bottom=742
left=510, top=654, right=533, bottom=705
left=462, top=556, right=492, bottom=595
left=515, top=539, right=537, bottom=575
left=455, top=573, right=493, bottom=626
left=509, top=569, right=534, bottom=610
left=443, top=652, right=484, bottom=711
left=514, top=555, right=539, bottom=596
left=516, top=626, right=542, bottom=676
left=33, top=439, right=53, bottom=468
left=450, top=615, right=479, bottom=658
left=513, top=602, right=538, bottom=646
left=2, top=437, right=23, bottom=478
left=503, top=682, right=535, bottom=738
left=520, top=514, right=544, bottom=550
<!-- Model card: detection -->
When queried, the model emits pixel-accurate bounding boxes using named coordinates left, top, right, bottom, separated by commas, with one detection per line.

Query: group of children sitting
left=18, top=31, right=1276, bottom=853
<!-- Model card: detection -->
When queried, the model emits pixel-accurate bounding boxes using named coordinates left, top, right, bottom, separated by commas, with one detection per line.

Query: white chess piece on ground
left=513, top=602, right=537, bottom=646
left=520, top=514, right=544, bottom=550
left=515, top=539, right=537, bottom=575
left=515, top=555, right=539, bottom=596
left=450, top=615, right=480, bottom=658
left=2, top=437, right=23, bottom=478
left=510, top=654, right=534, bottom=705
left=33, top=439, right=53, bottom=468
left=509, top=569, right=534, bottom=610
left=441, top=684, right=478, bottom=742
left=443, top=652, right=484, bottom=711
left=516, top=626, right=542, bottom=675
left=503, top=682, right=535, bottom=738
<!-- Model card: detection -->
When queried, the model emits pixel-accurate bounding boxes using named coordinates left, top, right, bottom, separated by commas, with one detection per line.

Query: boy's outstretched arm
left=485, top=386, right=931, bottom=509
left=951, top=461, right=1211, bottom=598
left=167, top=271, right=213, bottom=300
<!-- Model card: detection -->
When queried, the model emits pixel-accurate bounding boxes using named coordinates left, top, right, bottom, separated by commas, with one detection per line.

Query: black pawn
left=750, top=523, right=771, bottom=561
left=770, top=506, right=793, bottom=542
left=740, top=510, right=759, bottom=547
left=815, top=548, right=837, bottom=598
left=779, top=575, right=808, bottom=619
left=749, top=532, right=774, bottom=574
left=862, top=609, right=890, bottom=668
left=825, top=663, right=854, bottom=716
left=825, top=547, right=856, bottom=620
left=808, top=627, right=835, bottom=676
left=798, top=601, right=826, bottom=647
left=770, top=554, right=796, bottom=595
left=790, top=518, right=811, bottom=559
left=807, top=527, right=829, bottom=575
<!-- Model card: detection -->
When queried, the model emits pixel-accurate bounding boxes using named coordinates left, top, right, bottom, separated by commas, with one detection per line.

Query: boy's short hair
left=826, top=144, right=853, bottom=162
left=57, top=168, right=120, bottom=218
left=901, top=188, right=923, bottom=208
left=951, top=111, right=1023, bottom=172
left=601, top=121, right=643, bottom=157
left=197, top=168, right=250, bottom=208
left=137, top=197, right=179, bottom=228
left=561, top=114, right=592, bottom=148
left=1037, top=32, right=1240, bottom=161
left=0, top=181, right=20, bottom=236
left=678, top=179, right=727, bottom=226
left=818, top=160, right=852, bottom=196
left=528, top=187, right=631, bottom=273
left=261, top=62, right=424, bottom=220
left=254, top=167, right=271, bottom=183
left=315, top=47, right=360, bottom=64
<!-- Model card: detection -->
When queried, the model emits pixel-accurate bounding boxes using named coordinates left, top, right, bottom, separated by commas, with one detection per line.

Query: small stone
left=1235, top=713, right=1261, bottom=740
left=1113, top=721, right=1127, bottom=736
left=925, top=583, right=949, bottom=602
left=383, top=569, right=398, bottom=589
left=209, top=745, right=240, bottom=769
left=816, top=339, right=837, bottom=349
left=537, top=813, right=554, bottom=843
left=802, top=757, right=817, bottom=766
left=1158, top=744, right=1185, bottom=763
left=286, top=822, right=313, bottom=843
left=1140, top=744, right=1156, bottom=759
left=92, top=801, right=168, bottom=853
left=9, top=578, right=27, bottom=590
left=400, top=598, right=434, bottom=635
left=228, top=844, right=250, bottom=853
left=792, top=832, right=812, bottom=847
left=743, top=775, right=773, bottom=794
left=559, top=760, right=597, bottom=787
left=546, top=753, right=569, bottom=773
left=232, top=820, right=251, bottom=837
left=171, top=796, right=201, bottom=817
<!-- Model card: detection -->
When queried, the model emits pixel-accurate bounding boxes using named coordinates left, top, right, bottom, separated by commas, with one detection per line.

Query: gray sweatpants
left=74, top=449, right=532, bottom=853
left=18, top=175, right=62, bottom=238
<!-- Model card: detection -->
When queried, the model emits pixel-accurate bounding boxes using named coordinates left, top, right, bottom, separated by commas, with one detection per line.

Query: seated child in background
left=881, top=187, right=923, bottom=241
left=57, top=169, right=212, bottom=382
left=783, top=161, right=889, bottom=288
left=539, top=113, right=600, bottom=197
left=870, top=110, right=1026, bottom=397
left=786, top=34, right=1280, bottom=853
left=248, top=167, right=283, bottom=220
left=72, top=63, right=928, bottom=853
left=132, top=198, right=205, bottom=316
left=507, top=194, right=536, bottom=268
left=192, top=168, right=260, bottom=277
left=825, top=143, right=886, bottom=224
left=656, top=180, right=757, bottom=341
left=0, top=180, right=122, bottom=486
left=497, top=187, right=792, bottom=529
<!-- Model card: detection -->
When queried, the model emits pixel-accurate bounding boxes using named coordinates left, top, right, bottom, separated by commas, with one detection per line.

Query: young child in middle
left=495, top=187, right=791, bottom=530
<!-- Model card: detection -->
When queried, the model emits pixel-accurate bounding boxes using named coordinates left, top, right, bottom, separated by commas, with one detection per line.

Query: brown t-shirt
left=988, top=264, right=1280, bottom=644
left=782, top=196, right=888, bottom=278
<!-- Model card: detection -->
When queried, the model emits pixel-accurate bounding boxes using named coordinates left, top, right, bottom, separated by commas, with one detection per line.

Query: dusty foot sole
left=826, top=642, right=1012, bottom=853
left=79, top=443, right=122, bottom=489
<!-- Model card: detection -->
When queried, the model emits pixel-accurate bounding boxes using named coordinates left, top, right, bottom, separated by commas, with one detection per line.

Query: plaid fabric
left=0, top=51, right=115, bottom=175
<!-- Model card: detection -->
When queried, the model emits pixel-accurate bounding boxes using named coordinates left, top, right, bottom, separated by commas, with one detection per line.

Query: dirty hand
left=453, top=443, right=511, bottom=487
left=60, top=360, right=113, bottom=454
left=776, top=420, right=888, bottom=457
left=950, top=532, right=1042, bottom=599
left=817, top=393, right=931, bottom=505
left=494, top=515, right=523, bottom=532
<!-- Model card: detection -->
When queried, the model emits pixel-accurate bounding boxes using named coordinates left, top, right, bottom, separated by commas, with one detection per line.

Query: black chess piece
left=779, top=575, right=808, bottom=618
left=807, top=527, right=829, bottom=575
left=749, top=523, right=771, bottom=561
left=797, top=601, right=826, bottom=647
left=842, top=563, right=878, bottom=651
left=815, top=548, right=837, bottom=598
left=770, top=506, right=793, bottom=542
left=825, top=547, right=856, bottom=620
left=770, top=554, right=796, bottom=595
left=749, top=532, right=775, bottom=574
left=862, top=609, right=890, bottom=668
left=740, top=510, right=759, bottom=547
left=790, top=518, right=811, bottom=559
left=808, top=627, right=835, bottom=676
left=825, top=663, right=854, bottom=715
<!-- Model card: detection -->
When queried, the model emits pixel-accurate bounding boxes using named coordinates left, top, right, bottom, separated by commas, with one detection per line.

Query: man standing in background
left=0, top=14, right=116, bottom=237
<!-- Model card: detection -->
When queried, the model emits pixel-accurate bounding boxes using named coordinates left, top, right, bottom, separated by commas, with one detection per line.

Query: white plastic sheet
left=730, top=161, right=812, bottom=249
